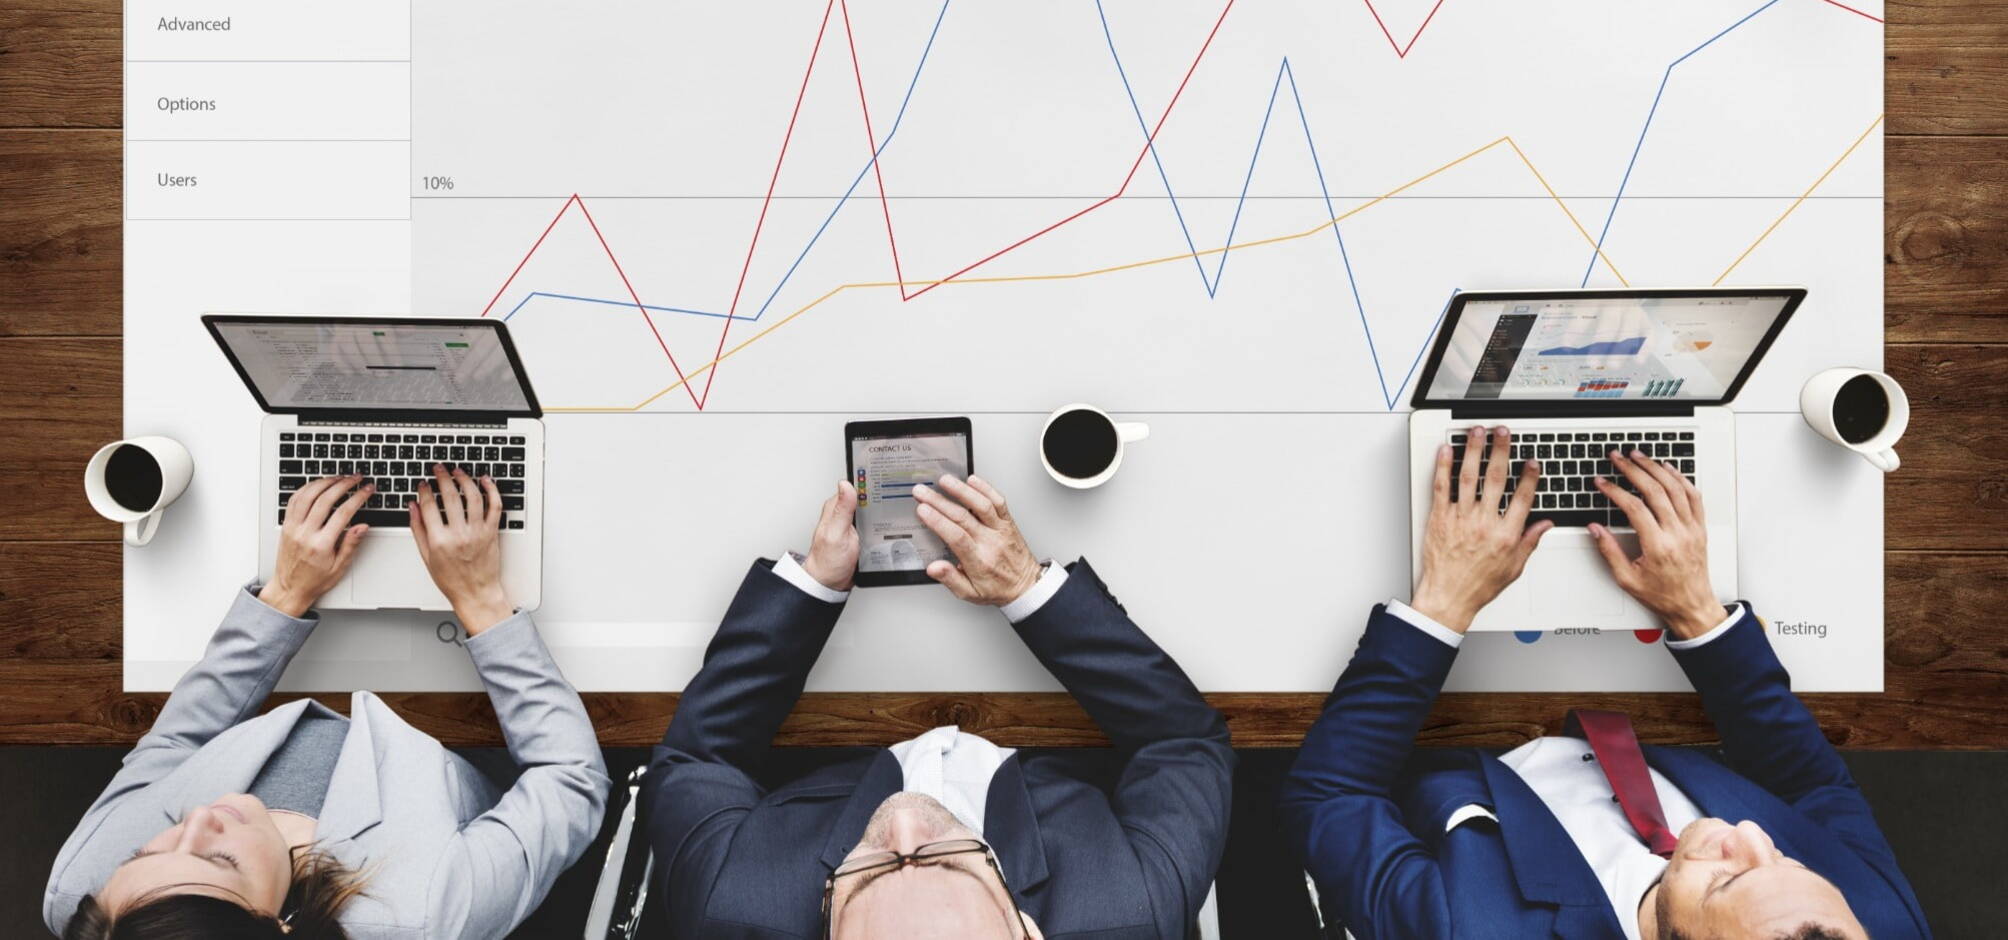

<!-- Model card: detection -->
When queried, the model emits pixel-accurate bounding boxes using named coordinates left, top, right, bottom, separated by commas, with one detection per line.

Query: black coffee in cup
left=1832, top=374, right=1890, bottom=444
left=105, top=444, right=164, bottom=512
left=1042, top=408, right=1119, bottom=480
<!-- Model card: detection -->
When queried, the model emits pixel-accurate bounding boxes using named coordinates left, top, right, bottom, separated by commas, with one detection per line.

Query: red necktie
left=1566, top=709, right=1680, bottom=858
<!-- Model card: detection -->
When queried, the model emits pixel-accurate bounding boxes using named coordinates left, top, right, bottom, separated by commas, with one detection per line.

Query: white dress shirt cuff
left=1664, top=602, right=1745, bottom=650
left=1387, top=598, right=1465, bottom=648
left=773, top=551, right=851, bottom=604
left=1001, top=562, right=1069, bottom=624
left=1444, top=803, right=1498, bottom=832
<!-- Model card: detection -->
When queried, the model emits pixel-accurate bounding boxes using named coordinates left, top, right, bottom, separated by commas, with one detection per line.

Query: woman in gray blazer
left=44, top=470, right=609, bottom=939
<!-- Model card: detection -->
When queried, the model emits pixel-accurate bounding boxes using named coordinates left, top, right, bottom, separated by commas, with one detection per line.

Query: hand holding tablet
left=844, top=417, right=974, bottom=587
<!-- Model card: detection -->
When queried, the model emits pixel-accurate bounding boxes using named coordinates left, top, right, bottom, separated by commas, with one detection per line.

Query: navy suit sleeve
left=640, top=559, right=845, bottom=935
left=1278, top=606, right=1459, bottom=939
left=1010, top=560, right=1235, bottom=936
left=1669, top=606, right=1930, bottom=936
left=1668, top=607, right=1854, bottom=802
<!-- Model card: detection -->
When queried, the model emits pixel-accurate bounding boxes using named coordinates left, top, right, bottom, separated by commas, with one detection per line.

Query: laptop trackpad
left=1526, top=538, right=1628, bottom=618
left=348, top=536, right=451, bottom=610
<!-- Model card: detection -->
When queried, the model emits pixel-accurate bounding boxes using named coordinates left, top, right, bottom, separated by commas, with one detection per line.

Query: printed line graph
left=1577, top=0, right=1783, bottom=287
left=846, top=0, right=1236, bottom=307
left=519, top=111, right=1877, bottom=415
left=460, top=0, right=1879, bottom=413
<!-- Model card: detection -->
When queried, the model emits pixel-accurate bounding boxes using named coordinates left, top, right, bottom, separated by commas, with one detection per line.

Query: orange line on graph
left=545, top=123, right=1871, bottom=413
left=1713, top=113, right=1882, bottom=285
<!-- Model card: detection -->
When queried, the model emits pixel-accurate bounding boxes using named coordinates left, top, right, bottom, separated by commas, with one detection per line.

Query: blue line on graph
left=1099, top=0, right=1407, bottom=406
left=503, top=291, right=734, bottom=322
left=500, top=0, right=1770, bottom=410
left=506, top=0, right=953, bottom=329
left=742, top=0, right=953, bottom=323
left=1577, top=0, right=1781, bottom=287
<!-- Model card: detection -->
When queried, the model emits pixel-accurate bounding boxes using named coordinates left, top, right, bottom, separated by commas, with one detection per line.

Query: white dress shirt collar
left=887, top=726, right=1016, bottom=836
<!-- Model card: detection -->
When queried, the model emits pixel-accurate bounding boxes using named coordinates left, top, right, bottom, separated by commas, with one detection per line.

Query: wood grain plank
left=1886, top=0, right=2008, bottom=136
left=1883, top=345, right=2008, bottom=551
left=1886, top=137, right=2008, bottom=343
left=0, top=542, right=119, bottom=659
left=0, top=337, right=123, bottom=540
left=0, top=0, right=121, bottom=128
left=0, top=130, right=121, bottom=335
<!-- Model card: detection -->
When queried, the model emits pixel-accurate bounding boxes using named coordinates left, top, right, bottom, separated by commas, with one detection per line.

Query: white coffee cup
left=1800, top=368, right=1908, bottom=473
left=84, top=436, right=194, bottom=546
left=1040, top=404, right=1149, bottom=489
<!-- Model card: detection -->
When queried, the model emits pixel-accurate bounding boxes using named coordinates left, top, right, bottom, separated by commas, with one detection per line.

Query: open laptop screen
left=1415, top=289, right=1801, bottom=406
left=205, top=317, right=538, bottom=417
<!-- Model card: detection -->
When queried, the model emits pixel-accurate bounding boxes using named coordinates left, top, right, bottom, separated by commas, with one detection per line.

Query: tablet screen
left=850, top=429, right=969, bottom=573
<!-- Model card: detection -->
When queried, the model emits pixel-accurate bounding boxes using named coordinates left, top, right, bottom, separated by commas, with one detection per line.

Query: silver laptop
left=205, top=316, right=545, bottom=611
left=1407, top=288, right=1803, bottom=632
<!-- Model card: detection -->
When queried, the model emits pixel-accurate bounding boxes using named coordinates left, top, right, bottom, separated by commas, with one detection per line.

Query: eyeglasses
left=821, top=838, right=1026, bottom=939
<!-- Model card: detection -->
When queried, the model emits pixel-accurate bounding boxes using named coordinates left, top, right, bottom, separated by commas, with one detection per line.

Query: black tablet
left=845, top=417, right=973, bottom=587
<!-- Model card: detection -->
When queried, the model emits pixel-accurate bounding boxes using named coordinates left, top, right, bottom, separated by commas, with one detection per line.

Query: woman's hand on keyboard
left=261, top=475, right=374, bottom=617
left=409, top=464, right=513, bottom=636
left=1590, top=451, right=1724, bottom=640
left=1410, top=426, right=1552, bottom=634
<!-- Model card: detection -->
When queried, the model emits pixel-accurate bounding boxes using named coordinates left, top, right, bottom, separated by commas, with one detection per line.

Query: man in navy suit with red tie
left=1281, top=427, right=1931, bottom=939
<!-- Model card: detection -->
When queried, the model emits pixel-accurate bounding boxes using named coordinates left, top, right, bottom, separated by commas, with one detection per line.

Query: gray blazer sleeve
left=45, top=586, right=316, bottom=932
left=425, top=612, right=610, bottom=939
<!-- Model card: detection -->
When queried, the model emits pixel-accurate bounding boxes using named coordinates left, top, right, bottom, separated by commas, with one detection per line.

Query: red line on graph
left=475, top=0, right=1881, bottom=410
left=572, top=198, right=701, bottom=409
left=702, top=0, right=840, bottom=408
left=476, top=193, right=701, bottom=408
left=1814, top=0, right=1883, bottom=24
left=840, top=0, right=910, bottom=301
left=1361, top=0, right=1448, bottom=59
left=482, top=0, right=1236, bottom=409
left=883, top=0, right=1237, bottom=302
left=478, top=195, right=579, bottom=319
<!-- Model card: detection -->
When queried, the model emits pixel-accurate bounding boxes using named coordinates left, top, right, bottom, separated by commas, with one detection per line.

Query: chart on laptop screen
left=122, top=1, right=1887, bottom=693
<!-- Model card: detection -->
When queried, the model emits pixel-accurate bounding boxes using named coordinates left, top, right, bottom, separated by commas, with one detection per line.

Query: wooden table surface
left=2, top=1, right=2002, bottom=749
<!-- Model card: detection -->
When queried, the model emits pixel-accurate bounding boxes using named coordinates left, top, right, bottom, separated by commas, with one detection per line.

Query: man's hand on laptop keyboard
left=260, top=474, right=374, bottom=617
left=408, top=464, right=513, bottom=636
left=1589, top=451, right=1726, bottom=640
left=1411, top=426, right=1552, bottom=634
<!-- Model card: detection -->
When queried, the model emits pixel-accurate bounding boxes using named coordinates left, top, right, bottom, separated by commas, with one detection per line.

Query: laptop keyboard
left=1446, top=428, right=1698, bottom=528
left=275, top=429, right=528, bottom=530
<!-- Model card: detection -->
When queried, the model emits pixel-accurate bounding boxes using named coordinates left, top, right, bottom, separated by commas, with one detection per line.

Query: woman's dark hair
left=63, top=846, right=368, bottom=940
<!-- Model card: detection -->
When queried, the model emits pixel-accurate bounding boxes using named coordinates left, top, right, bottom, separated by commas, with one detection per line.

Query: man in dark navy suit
left=1282, top=427, right=1930, bottom=940
left=641, top=474, right=1232, bottom=939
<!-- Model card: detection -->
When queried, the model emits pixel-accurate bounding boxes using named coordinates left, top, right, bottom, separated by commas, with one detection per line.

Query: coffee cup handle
left=1865, top=448, right=1900, bottom=473
left=125, top=511, right=163, bottom=547
left=1116, top=421, right=1150, bottom=444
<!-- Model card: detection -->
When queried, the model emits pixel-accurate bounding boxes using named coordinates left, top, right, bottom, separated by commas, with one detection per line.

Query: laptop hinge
left=1447, top=402, right=1700, bottom=420
left=293, top=412, right=513, bottom=428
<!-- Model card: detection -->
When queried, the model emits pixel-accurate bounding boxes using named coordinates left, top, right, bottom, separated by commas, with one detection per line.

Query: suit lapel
left=313, top=693, right=389, bottom=844
left=816, top=750, right=906, bottom=872
left=156, top=699, right=319, bottom=824
left=980, top=754, right=1050, bottom=894
left=1478, top=755, right=1627, bottom=933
